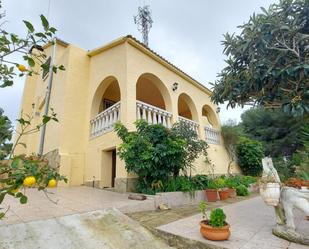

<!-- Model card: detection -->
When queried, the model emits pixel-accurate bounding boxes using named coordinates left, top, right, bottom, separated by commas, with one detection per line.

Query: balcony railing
left=90, top=101, right=121, bottom=138
left=178, top=116, right=199, bottom=133
left=205, top=126, right=221, bottom=144
left=136, top=100, right=172, bottom=128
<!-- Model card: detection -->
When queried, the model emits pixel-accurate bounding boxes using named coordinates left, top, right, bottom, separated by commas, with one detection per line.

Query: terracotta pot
left=205, top=189, right=218, bottom=202
left=227, top=188, right=237, bottom=198
left=218, top=189, right=230, bottom=200
left=200, top=220, right=231, bottom=241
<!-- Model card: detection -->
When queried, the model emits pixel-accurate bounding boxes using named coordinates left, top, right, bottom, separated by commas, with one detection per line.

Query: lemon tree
left=0, top=4, right=66, bottom=219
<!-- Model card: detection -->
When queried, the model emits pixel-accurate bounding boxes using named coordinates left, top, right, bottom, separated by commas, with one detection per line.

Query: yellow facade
left=16, top=36, right=240, bottom=191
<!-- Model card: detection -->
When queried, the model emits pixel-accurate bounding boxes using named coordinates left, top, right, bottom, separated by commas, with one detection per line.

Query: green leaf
left=40, top=15, right=49, bottom=30
left=0, top=193, right=5, bottom=204
left=20, top=195, right=28, bottom=204
left=23, top=20, right=34, bottom=33
left=0, top=212, right=5, bottom=219
left=27, top=57, right=35, bottom=67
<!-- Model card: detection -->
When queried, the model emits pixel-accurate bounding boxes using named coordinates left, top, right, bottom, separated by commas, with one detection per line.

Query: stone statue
left=261, top=157, right=309, bottom=245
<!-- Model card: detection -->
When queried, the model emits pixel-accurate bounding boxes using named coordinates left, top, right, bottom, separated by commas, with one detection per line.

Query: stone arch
left=202, top=104, right=219, bottom=128
left=136, top=73, right=172, bottom=112
left=91, top=76, right=121, bottom=118
left=177, top=93, right=198, bottom=122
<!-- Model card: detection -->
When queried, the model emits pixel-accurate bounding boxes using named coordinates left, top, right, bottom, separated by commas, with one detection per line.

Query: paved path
left=0, top=208, right=173, bottom=249
left=158, top=197, right=309, bottom=249
left=0, top=186, right=155, bottom=226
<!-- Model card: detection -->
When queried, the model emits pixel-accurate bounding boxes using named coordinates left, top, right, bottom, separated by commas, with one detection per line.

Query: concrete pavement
left=158, top=196, right=309, bottom=249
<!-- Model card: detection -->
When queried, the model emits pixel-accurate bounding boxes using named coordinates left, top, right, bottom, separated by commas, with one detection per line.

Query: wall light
left=172, top=82, right=178, bottom=92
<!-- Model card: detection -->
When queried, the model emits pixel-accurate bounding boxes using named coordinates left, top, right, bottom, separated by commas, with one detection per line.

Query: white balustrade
left=205, top=126, right=221, bottom=144
left=90, top=102, right=121, bottom=138
left=178, top=116, right=199, bottom=133
left=136, top=100, right=172, bottom=128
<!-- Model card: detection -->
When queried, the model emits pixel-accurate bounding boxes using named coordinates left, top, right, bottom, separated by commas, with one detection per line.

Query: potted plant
left=199, top=201, right=231, bottom=241
left=215, top=178, right=229, bottom=200
left=259, top=174, right=281, bottom=206
left=205, top=180, right=218, bottom=202
left=225, top=178, right=237, bottom=198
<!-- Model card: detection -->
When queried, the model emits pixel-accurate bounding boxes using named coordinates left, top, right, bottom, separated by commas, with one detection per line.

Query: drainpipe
left=38, top=38, right=57, bottom=156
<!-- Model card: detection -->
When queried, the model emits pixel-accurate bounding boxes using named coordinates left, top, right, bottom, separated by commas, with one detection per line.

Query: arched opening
left=136, top=73, right=171, bottom=110
left=99, top=80, right=120, bottom=113
left=136, top=73, right=172, bottom=127
left=90, top=76, right=121, bottom=138
left=91, top=76, right=121, bottom=118
left=177, top=93, right=198, bottom=122
left=202, top=105, right=219, bottom=128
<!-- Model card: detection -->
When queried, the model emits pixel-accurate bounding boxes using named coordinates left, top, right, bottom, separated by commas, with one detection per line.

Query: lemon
left=17, top=64, right=27, bottom=72
left=23, top=176, right=36, bottom=187
left=47, top=179, right=57, bottom=188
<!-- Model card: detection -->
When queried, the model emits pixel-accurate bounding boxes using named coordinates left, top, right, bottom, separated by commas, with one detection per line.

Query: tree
left=221, top=120, right=243, bottom=175
left=0, top=108, right=12, bottom=159
left=236, top=137, right=264, bottom=176
left=0, top=3, right=66, bottom=219
left=171, top=122, right=208, bottom=177
left=240, top=107, right=305, bottom=157
left=0, top=2, right=64, bottom=88
left=211, top=0, right=309, bottom=117
left=115, top=120, right=186, bottom=192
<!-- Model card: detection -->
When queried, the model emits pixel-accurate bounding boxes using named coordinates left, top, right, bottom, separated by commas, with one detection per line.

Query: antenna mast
left=134, top=5, right=153, bottom=46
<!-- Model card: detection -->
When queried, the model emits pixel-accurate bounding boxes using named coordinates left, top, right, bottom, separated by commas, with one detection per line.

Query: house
left=16, top=35, right=239, bottom=192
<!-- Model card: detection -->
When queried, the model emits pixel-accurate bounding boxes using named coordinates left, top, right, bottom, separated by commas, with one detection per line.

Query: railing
left=90, top=101, right=121, bottom=138
left=136, top=100, right=172, bottom=128
left=205, top=126, right=221, bottom=144
left=178, top=116, right=199, bottom=133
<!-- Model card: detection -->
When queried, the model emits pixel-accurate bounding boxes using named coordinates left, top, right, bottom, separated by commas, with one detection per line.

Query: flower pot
left=218, top=189, right=230, bottom=200
left=227, top=188, right=237, bottom=198
left=200, top=220, right=231, bottom=241
left=205, top=189, right=218, bottom=202
left=259, top=182, right=280, bottom=206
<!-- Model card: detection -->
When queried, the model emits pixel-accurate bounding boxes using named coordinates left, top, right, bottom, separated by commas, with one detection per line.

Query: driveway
left=0, top=186, right=155, bottom=226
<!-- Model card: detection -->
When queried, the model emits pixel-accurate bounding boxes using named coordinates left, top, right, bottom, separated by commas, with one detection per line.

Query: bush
left=213, top=178, right=226, bottom=189
left=236, top=184, right=249, bottom=196
left=236, top=138, right=264, bottom=176
left=192, top=174, right=209, bottom=190
left=163, top=176, right=196, bottom=192
left=171, top=122, right=208, bottom=175
left=115, top=120, right=186, bottom=189
left=273, top=157, right=295, bottom=182
left=209, top=208, right=226, bottom=228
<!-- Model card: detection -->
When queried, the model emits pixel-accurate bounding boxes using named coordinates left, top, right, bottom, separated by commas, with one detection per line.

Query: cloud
left=0, top=0, right=276, bottom=125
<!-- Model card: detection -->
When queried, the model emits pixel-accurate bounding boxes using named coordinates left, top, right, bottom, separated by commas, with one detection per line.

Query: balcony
left=136, top=100, right=172, bottom=128
left=178, top=116, right=199, bottom=133
left=90, top=101, right=121, bottom=138
left=205, top=126, right=221, bottom=144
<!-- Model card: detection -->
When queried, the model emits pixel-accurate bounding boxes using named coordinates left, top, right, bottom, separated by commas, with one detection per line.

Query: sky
left=0, top=0, right=276, bottom=125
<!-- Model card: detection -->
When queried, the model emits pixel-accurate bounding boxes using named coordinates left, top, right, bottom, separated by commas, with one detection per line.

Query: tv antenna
left=134, top=5, right=153, bottom=46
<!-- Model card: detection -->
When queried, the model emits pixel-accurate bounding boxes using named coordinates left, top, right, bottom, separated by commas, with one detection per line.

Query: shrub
left=225, top=178, right=238, bottom=189
left=192, top=174, right=209, bottom=190
left=236, top=138, right=264, bottom=176
left=214, top=178, right=226, bottom=189
left=236, top=184, right=249, bottom=196
left=209, top=208, right=226, bottom=228
left=171, top=122, right=208, bottom=175
left=206, top=179, right=219, bottom=189
left=164, top=176, right=195, bottom=192
left=115, top=120, right=186, bottom=189
left=273, top=157, right=295, bottom=182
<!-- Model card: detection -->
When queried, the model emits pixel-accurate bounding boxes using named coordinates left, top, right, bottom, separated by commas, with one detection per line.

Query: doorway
left=111, top=149, right=116, bottom=187
left=101, top=149, right=117, bottom=188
